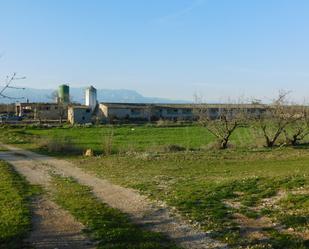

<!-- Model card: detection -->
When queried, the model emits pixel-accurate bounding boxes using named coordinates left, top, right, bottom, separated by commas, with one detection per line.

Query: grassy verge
left=0, top=161, right=40, bottom=249
left=51, top=175, right=181, bottom=249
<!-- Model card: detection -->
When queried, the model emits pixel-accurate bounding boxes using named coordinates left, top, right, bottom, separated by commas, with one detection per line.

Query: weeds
left=102, top=128, right=114, bottom=155
left=162, top=144, right=186, bottom=153
left=38, top=136, right=82, bottom=155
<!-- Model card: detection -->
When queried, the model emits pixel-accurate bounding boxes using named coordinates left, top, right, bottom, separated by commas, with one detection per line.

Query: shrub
left=38, top=136, right=82, bottom=155
left=163, top=144, right=186, bottom=153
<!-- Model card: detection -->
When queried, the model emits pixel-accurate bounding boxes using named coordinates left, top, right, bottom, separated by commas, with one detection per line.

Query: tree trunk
left=220, top=138, right=229, bottom=149
left=291, top=135, right=299, bottom=146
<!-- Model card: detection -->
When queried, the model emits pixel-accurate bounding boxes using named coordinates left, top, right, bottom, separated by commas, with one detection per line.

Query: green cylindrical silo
left=58, top=84, right=70, bottom=104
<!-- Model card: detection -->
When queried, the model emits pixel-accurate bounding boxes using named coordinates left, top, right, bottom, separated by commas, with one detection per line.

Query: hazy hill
left=0, top=88, right=189, bottom=104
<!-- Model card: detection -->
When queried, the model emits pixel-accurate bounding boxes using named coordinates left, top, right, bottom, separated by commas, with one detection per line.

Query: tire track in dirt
left=0, top=144, right=228, bottom=249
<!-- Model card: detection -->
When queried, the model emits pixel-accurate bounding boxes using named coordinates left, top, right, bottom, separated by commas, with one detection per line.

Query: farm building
left=9, top=84, right=267, bottom=125
left=68, top=106, right=93, bottom=124
left=97, top=103, right=266, bottom=122
left=0, top=104, right=15, bottom=115
left=16, top=102, right=68, bottom=121
left=98, top=103, right=196, bottom=122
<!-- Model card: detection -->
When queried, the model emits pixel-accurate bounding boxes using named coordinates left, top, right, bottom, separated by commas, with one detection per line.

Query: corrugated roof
left=100, top=103, right=267, bottom=109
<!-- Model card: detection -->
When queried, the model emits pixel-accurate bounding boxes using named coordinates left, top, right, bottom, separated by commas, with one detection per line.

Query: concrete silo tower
left=58, top=84, right=70, bottom=104
left=85, top=86, right=97, bottom=110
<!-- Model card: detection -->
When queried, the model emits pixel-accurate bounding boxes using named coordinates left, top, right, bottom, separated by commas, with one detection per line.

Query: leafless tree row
left=197, top=92, right=309, bottom=149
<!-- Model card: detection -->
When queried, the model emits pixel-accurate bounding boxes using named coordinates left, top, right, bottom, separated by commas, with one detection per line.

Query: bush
left=163, top=144, right=186, bottom=153
left=38, top=136, right=82, bottom=155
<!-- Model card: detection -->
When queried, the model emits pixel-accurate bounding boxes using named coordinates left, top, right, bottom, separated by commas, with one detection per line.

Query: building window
left=182, top=109, right=192, bottom=114
left=209, top=108, right=219, bottom=115
left=166, top=109, right=178, bottom=115
left=131, top=108, right=141, bottom=115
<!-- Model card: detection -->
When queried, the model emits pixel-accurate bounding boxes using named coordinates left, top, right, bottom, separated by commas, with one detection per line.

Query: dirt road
left=0, top=150, right=95, bottom=249
left=0, top=144, right=228, bottom=249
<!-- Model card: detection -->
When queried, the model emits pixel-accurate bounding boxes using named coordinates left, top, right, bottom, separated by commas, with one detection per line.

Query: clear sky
left=1, top=0, right=309, bottom=102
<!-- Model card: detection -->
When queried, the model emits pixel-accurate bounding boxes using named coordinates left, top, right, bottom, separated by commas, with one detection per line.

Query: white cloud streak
left=153, top=0, right=206, bottom=23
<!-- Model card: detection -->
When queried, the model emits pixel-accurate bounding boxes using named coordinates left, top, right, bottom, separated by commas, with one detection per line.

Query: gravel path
left=0, top=150, right=95, bottom=249
left=0, top=144, right=228, bottom=249
left=27, top=197, right=94, bottom=249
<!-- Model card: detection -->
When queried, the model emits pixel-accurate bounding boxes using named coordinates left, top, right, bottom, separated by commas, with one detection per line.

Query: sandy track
left=0, top=144, right=228, bottom=249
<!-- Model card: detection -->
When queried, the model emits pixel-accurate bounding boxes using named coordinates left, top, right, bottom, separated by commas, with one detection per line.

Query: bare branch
left=258, top=91, right=305, bottom=147
left=197, top=101, right=246, bottom=149
left=0, top=72, right=26, bottom=100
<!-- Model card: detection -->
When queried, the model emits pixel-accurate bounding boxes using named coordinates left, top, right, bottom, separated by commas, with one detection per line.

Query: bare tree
left=46, top=90, right=58, bottom=102
left=57, top=103, right=67, bottom=124
left=283, top=106, right=309, bottom=146
left=258, top=91, right=301, bottom=147
left=197, top=103, right=245, bottom=149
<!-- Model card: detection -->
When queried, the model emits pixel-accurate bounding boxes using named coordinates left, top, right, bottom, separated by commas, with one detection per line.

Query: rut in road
left=0, top=144, right=228, bottom=249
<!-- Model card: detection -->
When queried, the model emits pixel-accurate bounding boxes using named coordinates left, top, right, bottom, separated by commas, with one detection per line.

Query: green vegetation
left=73, top=150, right=309, bottom=248
left=0, top=124, right=273, bottom=154
left=0, top=161, right=40, bottom=249
left=1, top=124, right=309, bottom=248
left=0, top=124, right=215, bottom=153
left=275, top=193, right=309, bottom=231
left=51, top=175, right=180, bottom=249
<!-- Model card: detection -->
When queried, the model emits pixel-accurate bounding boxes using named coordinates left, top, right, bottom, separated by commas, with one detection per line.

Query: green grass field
left=0, top=123, right=287, bottom=154
left=0, top=124, right=308, bottom=248
left=73, top=149, right=309, bottom=248
left=0, top=161, right=40, bottom=249
left=0, top=124, right=215, bottom=152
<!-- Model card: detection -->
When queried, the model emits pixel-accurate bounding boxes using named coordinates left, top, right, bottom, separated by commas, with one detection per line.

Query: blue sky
left=1, top=0, right=309, bottom=102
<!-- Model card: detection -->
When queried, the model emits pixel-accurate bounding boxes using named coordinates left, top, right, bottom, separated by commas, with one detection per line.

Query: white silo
left=85, top=86, right=97, bottom=110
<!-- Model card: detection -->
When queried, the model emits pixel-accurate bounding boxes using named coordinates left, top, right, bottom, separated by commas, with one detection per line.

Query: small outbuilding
left=68, top=106, right=92, bottom=124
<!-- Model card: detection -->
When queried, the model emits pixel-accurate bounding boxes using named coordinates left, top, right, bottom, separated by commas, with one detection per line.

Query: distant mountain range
left=0, top=87, right=190, bottom=104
